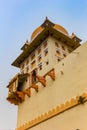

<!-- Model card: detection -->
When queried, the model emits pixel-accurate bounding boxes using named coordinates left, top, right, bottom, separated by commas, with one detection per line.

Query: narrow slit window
left=62, top=45, right=65, bottom=50
left=38, top=54, right=42, bottom=62
left=44, top=49, right=48, bottom=56
left=68, top=49, right=72, bottom=53
left=32, top=70, right=37, bottom=83
left=57, top=57, right=61, bottom=62
left=31, top=60, right=36, bottom=69
left=55, top=42, right=59, bottom=47
left=21, top=64, right=24, bottom=70
left=43, top=40, right=48, bottom=48
left=38, top=63, right=42, bottom=70
left=26, top=66, right=29, bottom=73
left=56, top=50, right=61, bottom=56
left=26, top=59, right=29, bottom=65
left=31, top=53, right=35, bottom=61
left=63, top=53, right=67, bottom=57
left=37, top=48, right=41, bottom=54
left=45, top=60, right=49, bottom=65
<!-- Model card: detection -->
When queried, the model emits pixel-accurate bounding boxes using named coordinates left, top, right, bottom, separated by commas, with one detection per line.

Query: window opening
left=21, top=64, right=24, bottom=69
left=62, top=45, right=65, bottom=50
left=38, top=48, right=41, bottom=54
left=32, top=69, right=37, bottom=83
left=43, top=40, right=47, bottom=48
left=26, top=66, right=29, bottom=73
left=26, top=59, right=29, bottom=65
left=31, top=53, right=35, bottom=61
left=44, top=48, right=48, bottom=56
left=31, top=60, right=36, bottom=69
left=38, top=54, right=42, bottom=62
left=56, top=50, right=61, bottom=56
left=55, top=42, right=59, bottom=47
left=68, top=49, right=72, bottom=53
left=38, top=63, right=42, bottom=70
left=57, top=57, right=61, bottom=62
left=17, top=83, right=22, bottom=91
left=45, top=60, right=49, bottom=65
left=63, top=53, right=67, bottom=57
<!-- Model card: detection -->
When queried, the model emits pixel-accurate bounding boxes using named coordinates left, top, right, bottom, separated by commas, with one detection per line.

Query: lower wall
left=28, top=102, right=87, bottom=130
left=16, top=93, right=87, bottom=130
left=16, top=42, right=87, bottom=130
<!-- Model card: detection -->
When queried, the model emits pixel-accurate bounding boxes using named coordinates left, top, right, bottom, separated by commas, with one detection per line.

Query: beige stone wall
left=17, top=41, right=87, bottom=129
left=20, top=36, right=72, bottom=76
left=28, top=102, right=87, bottom=130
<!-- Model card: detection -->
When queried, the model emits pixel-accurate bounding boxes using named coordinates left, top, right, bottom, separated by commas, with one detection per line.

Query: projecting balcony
left=6, top=73, right=29, bottom=105
left=6, top=68, right=55, bottom=105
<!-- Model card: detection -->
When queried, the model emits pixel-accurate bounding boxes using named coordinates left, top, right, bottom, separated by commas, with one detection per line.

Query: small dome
left=54, top=24, right=68, bottom=35
left=31, top=26, right=43, bottom=40
left=31, top=20, right=69, bottom=40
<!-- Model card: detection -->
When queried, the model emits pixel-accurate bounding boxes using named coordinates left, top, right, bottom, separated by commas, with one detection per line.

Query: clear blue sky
left=0, top=0, right=87, bottom=129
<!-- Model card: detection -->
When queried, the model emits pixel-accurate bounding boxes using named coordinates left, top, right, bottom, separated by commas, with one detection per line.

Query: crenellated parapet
left=16, top=92, right=87, bottom=130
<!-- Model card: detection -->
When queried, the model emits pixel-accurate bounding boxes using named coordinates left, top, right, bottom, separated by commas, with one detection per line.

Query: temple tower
left=7, top=18, right=87, bottom=130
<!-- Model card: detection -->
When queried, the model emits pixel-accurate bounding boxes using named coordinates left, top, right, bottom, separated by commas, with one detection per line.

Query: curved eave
left=12, top=28, right=47, bottom=68
left=12, top=27, right=81, bottom=68
left=50, top=27, right=81, bottom=47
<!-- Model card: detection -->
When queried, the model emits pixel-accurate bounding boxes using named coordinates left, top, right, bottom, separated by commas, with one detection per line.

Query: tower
left=7, top=18, right=87, bottom=130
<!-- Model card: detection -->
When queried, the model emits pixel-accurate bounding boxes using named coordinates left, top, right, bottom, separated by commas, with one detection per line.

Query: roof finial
left=26, top=39, right=28, bottom=43
left=46, top=16, right=48, bottom=20
left=25, top=39, right=29, bottom=45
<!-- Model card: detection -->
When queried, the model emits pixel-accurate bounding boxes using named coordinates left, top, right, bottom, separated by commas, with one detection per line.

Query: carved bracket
left=24, top=88, right=31, bottom=97
left=31, top=84, right=38, bottom=92
left=15, top=91, right=25, bottom=102
left=7, top=92, right=20, bottom=105
left=47, top=70, right=55, bottom=80
left=36, top=76, right=46, bottom=87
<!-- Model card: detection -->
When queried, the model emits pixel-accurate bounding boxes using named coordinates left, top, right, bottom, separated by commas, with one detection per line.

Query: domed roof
left=31, top=19, right=69, bottom=40
left=54, top=24, right=68, bottom=35
left=31, top=26, right=43, bottom=40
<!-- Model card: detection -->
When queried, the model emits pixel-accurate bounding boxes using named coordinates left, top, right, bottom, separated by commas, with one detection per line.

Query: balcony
left=6, top=68, right=55, bottom=105
left=6, top=73, right=29, bottom=105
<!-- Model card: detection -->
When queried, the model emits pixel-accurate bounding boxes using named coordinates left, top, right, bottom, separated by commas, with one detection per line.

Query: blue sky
left=0, top=0, right=87, bottom=129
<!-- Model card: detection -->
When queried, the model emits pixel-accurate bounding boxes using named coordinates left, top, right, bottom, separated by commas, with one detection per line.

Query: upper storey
left=12, top=17, right=81, bottom=68
left=31, top=17, right=69, bottom=41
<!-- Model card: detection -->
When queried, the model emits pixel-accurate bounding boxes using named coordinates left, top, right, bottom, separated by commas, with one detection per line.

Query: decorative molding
left=16, top=93, right=87, bottom=130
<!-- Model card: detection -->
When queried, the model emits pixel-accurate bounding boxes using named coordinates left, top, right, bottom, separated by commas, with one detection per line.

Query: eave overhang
left=12, top=26, right=81, bottom=68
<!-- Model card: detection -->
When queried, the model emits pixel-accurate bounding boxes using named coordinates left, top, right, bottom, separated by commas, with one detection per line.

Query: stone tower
left=7, top=18, right=87, bottom=130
